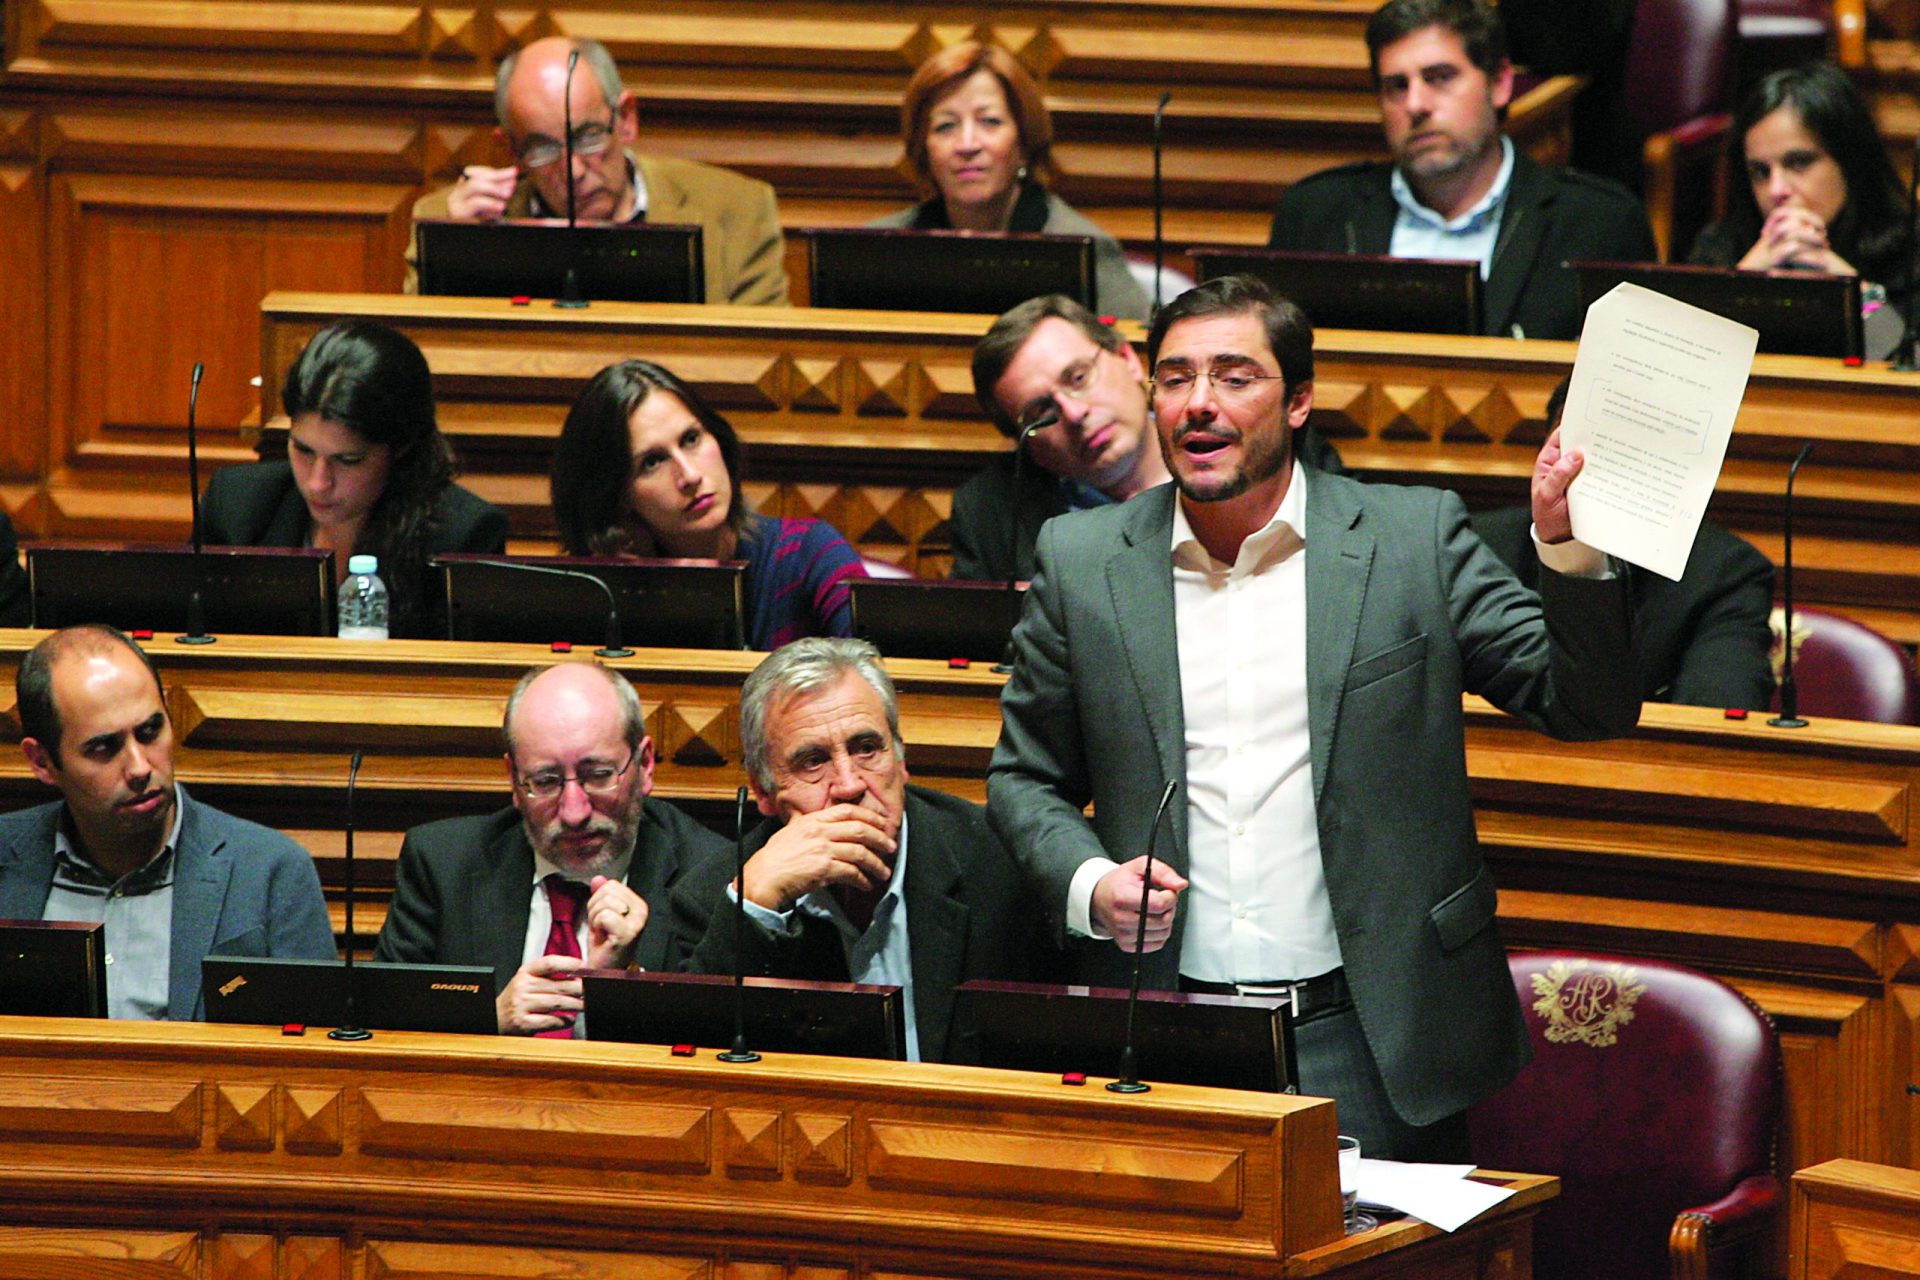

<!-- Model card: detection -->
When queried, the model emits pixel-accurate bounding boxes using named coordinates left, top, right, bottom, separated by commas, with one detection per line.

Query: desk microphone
left=1769, top=442, right=1814, bottom=728
left=716, top=785, right=761, bottom=1064
left=555, top=47, right=588, bottom=310
left=992, top=411, right=1057, bottom=674
left=458, top=558, right=634, bottom=657
left=1109, top=778, right=1179, bottom=1094
left=178, top=362, right=216, bottom=646
left=1150, top=91, right=1172, bottom=318
left=329, top=750, right=373, bottom=1042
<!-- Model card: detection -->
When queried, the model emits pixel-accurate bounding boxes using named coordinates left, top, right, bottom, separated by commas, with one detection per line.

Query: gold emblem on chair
left=1530, top=959, right=1647, bottom=1048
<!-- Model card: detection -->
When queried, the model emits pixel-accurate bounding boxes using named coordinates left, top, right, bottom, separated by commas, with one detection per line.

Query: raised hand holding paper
left=1559, top=284, right=1759, bottom=580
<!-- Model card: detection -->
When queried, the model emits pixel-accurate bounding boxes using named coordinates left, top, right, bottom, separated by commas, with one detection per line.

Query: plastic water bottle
left=337, top=554, right=389, bottom=640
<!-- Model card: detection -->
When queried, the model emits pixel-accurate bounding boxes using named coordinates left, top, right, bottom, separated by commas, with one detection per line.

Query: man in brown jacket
left=407, top=36, right=788, bottom=306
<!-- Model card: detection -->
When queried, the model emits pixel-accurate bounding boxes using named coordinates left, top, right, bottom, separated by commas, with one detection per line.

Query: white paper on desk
left=1560, top=282, right=1758, bottom=581
left=1356, top=1158, right=1515, bottom=1233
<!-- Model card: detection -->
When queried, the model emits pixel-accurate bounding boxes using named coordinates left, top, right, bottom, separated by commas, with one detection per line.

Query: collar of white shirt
left=1169, top=457, right=1310, bottom=571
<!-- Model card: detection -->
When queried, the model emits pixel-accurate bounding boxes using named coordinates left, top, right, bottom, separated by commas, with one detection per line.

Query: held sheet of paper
left=1559, top=283, right=1759, bottom=581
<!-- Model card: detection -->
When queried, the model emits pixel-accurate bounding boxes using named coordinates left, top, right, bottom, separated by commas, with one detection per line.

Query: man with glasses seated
left=406, top=35, right=788, bottom=306
left=374, top=662, right=728, bottom=1036
left=667, top=638, right=1054, bottom=1064
left=956, top=295, right=1343, bottom=582
left=988, top=274, right=1640, bottom=1158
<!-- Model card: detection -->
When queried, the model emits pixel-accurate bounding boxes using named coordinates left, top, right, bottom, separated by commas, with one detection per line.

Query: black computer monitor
left=201, top=957, right=497, bottom=1034
left=27, top=545, right=335, bottom=637
left=1572, top=261, right=1863, bottom=358
left=435, top=554, right=746, bottom=650
left=958, top=979, right=1296, bottom=1092
left=583, top=970, right=907, bottom=1060
left=414, top=218, right=706, bottom=304
left=1190, top=248, right=1484, bottom=336
left=849, top=578, right=1025, bottom=662
left=808, top=227, right=1097, bottom=315
left=0, top=920, right=108, bottom=1017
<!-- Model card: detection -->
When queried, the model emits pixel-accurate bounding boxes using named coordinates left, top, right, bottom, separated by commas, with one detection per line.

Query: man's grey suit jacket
left=987, top=471, right=1640, bottom=1126
left=374, top=799, right=728, bottom=989
left=0, top=786, right=335, bottom=1020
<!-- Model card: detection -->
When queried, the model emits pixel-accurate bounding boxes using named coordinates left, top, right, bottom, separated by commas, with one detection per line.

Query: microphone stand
left=1890, top=136, right=1919, bottom=371
left=178, top=361, right=216, bottom=646
left=1769, top=442, right=1814, bottom=728
left=555, top=47, right=589, bottom=310
left=717, top=785, right=761, bottom=1063
left=992, top=412, right=1056, bottom=674
left=1151, top=92, right=1171, bottom=319
left=330, top=750, right=373, bottom=1041
left=1108, top=779, right=1180, bottom=1094
left=456, top=558, right=634, bottom=657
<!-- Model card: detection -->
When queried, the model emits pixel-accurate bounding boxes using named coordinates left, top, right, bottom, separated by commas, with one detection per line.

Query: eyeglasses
left=515, top=751, right=636, bottom=800
left=1149, top=365, right=1287, bottom=405
left=1015, top=347, right=1109, bottom=434
left=514, top=112, right=618, bottom=171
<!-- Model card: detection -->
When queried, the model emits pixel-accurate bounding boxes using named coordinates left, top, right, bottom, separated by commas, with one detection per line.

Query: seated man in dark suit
left=375, top=662, right=729, bottom=1036
left=1267, top=0, right=1655, bottom=340
left=669, top=638, right=1051, bottom=1064
left=1471, top=379, right=1775, bottom=710
left=0, top=625, right=334, bottom=1019
left=957, top=295, right=1343, bottom=582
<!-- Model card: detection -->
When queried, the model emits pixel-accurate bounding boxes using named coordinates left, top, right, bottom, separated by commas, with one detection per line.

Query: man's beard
left=525, top=795, right=643, bottom=877
left=1161, top=420, right=1292, bottom=504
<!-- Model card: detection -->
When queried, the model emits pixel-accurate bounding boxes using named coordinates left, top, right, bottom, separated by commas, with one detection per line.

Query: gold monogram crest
left=1529, top=959, right=1647, bottom=1048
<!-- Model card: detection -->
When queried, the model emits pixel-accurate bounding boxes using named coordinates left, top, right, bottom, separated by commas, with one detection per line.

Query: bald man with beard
left=374, top=662, right=728, bottom=1035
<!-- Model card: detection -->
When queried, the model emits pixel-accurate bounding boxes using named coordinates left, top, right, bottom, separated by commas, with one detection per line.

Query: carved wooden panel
left=0, top=157, right=46, bottom=483
left=0, top=1225, right=200, bottom=1276
left=1793, top=1160, right=1920, bottom=1280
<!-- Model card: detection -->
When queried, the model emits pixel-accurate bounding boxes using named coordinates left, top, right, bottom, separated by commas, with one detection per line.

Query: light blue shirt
left=739, top=811, right=919, bottom=1061
left=1388, top=136, right=1516, bottom=280
left=43, top=785, right=186, bottom=1020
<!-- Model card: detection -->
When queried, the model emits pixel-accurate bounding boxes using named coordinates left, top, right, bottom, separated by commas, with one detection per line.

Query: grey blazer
left=987, top=471, right=1640, bottom=1125
left=0, top=786, right=335, bottom=1020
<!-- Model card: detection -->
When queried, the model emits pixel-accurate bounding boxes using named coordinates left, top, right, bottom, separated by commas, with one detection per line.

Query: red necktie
left=537, top=875, right=589, bottom=1039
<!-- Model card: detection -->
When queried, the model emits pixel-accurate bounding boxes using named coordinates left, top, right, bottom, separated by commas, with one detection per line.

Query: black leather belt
left=1179, top=968, right=1351, bottom=1022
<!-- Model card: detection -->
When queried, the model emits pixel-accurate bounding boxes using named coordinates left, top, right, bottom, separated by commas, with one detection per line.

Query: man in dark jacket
left=1268, top=0, right=1655, bottom=340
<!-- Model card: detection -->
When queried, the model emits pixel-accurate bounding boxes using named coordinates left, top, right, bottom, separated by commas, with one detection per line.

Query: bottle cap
left=347, top=554, right=379, bottom=575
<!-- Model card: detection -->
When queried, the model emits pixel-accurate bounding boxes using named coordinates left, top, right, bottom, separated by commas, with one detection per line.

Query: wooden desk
left=0, top=1017, right=1553, bottom=1279
left=1792, top=1159, right=1920, bottom=1279
left=1, top=627, right=1917, bottom=1204
left=248, top=293, right=1920, bottom=639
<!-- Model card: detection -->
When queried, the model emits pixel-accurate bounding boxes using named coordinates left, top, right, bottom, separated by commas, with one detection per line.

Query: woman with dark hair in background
left=551, top=360, right=864, bottom=652
left=1690, top=62, right=1916, bottom=353
left=869, top=42, right=1152, bottom=321
left=202, top=321, right=507, bottom=637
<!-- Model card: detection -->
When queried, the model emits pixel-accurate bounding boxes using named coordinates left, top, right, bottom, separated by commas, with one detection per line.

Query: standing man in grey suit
left=670, top=638, right=1051, bottom=1064
left=988, top=275, right=1640, bottom=1158
left=0, top=625, right=334, bottom=1020
left=375, top=661, right=728, bottom=1036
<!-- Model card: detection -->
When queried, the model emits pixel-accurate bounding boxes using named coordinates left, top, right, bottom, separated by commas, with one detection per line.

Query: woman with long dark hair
left=1690, top=62, right=1916, bottom=351
left=202, top=321, right=507, bottom=637
left=551, top=360, right=864, bottom=652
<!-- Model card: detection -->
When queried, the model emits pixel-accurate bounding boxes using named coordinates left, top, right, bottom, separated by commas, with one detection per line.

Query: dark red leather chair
left=1624, top=0, right=1738, bottom=259
left=1467, top=951, right=1782, bottom=1280
left=1770, top=605, right=1920, bottom=725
